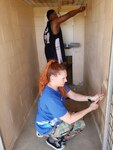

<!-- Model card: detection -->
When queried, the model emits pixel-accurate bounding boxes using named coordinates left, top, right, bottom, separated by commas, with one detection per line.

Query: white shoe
left=36, top=131, right=43, bottom=138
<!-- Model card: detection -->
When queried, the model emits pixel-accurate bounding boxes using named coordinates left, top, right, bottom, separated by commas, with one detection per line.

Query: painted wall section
left=84, top=0, right=113, bottom=141
left=33, top=7, right=47, bottom=74
left=61, top=12, right=85, bottom=84
left=0, top=0, right=39, bottom=149
left=34, top=6, right=85, bottom=83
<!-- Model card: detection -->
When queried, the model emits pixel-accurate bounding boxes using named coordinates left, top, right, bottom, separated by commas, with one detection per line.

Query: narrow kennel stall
left=0, top=0, right=113, bottom=150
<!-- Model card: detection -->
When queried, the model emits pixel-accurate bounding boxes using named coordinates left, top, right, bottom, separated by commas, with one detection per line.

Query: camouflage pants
left=51, top=119, right=85, bottom=138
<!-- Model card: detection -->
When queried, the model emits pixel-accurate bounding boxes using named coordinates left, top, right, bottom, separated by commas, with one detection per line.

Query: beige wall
left=0, top=0, right=39, bottom=149
left=61, top=12, right=85, bottom=84
left=33, top=7, right=47, bottom=73
left=73, top=13, right=85, bottom=84
left=84, top=0, right=113, bottom=141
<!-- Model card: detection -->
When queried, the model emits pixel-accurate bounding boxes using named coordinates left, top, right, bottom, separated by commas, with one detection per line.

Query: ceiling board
left=23, top=0, right=87, bottom=7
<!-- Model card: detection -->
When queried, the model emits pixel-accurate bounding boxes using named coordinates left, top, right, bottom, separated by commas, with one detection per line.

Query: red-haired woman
left=35, top=60, right=104, bottom=150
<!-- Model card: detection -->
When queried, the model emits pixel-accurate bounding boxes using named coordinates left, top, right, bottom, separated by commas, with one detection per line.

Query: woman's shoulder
left=41, top=86, right=57, bottom=99
left=43, top=85, right=56, bottom=93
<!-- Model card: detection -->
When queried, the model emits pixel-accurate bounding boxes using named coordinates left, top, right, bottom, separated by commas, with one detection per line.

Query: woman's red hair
left=39, top=60, right=67, bottom=97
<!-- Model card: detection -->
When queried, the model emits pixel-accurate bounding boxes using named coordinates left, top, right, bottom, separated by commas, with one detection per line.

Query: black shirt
left=44, top=21, right=65, bottom=63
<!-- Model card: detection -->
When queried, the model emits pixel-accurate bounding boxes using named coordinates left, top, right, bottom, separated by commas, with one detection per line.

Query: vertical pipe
left=102, top=29, right=113, bottom=150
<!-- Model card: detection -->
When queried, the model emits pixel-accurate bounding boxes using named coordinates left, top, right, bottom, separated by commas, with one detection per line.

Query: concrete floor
left=13, top=99, right=102, bottom=150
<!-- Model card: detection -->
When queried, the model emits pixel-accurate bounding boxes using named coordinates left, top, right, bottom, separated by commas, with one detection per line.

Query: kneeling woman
left=34, top=60, right=104, bottom=150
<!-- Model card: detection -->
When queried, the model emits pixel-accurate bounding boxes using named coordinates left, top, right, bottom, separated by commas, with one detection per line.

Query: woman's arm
left=67, top=90, right=104, bottom=102
left=60, top=101, right=98, bottom=124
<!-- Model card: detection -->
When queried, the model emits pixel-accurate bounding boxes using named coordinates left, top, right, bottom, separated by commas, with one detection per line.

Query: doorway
left=65, top=56, right=72, bottom=84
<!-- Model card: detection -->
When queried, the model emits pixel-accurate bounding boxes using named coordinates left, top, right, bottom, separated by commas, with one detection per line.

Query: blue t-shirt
left=35, top=84, right=70, bottom=135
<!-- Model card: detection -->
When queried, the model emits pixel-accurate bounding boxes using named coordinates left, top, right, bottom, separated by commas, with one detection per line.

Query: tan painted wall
left=84, top=0, right=113, bottom=141
left=33, top=7, right=47, bottom=74
left=34, top=6, right=85, bottom=82
left=61, top=13, right=85, bottom=84
left=0, top=0, right=39, bottom=149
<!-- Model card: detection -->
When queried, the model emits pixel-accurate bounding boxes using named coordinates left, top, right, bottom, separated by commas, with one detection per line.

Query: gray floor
left=13, top=101, right=102, bottom=150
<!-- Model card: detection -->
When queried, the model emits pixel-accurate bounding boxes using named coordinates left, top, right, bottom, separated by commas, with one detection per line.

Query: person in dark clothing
left=44, top=6, right=85, bottom=63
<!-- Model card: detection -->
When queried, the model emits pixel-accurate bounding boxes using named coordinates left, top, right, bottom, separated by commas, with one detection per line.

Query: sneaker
left=36, top=131, right=43, bottom=138
left=57, top=137, right=66, bottom=146
left=46, top=137, right=65, bottom=150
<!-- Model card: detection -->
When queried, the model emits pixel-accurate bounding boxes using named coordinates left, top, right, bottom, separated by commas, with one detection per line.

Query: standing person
left=34, top=60, right=104, bottom=150
left=43, top=6, right=85, bottom=63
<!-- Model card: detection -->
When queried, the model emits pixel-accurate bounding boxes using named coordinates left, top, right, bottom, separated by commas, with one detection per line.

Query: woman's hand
left=89, top=101, right=99, bottom=111
left=91, top=93, right=104, bottom=102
